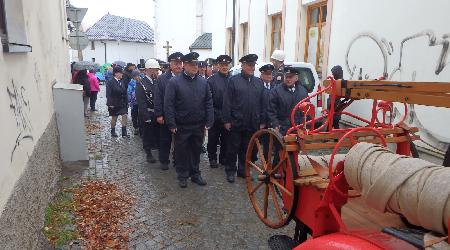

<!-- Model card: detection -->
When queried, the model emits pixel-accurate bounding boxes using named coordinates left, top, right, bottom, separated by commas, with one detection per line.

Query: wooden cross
left=163, top=41, right=172, bottom=61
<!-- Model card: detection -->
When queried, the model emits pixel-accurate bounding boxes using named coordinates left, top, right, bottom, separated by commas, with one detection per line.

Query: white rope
left=344, top=142, right=450, bottom=235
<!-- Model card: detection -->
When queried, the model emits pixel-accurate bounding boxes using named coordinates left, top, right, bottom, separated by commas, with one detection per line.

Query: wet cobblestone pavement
left=71, top=87, right=295, bottom=249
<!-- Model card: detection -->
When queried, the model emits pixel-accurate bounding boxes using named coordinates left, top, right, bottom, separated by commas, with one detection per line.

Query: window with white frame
left=0, top=0, right=32, bottom=52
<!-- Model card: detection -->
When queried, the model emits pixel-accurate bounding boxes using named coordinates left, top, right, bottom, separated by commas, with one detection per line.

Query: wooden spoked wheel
left=245, top=129, right=298, bottom=229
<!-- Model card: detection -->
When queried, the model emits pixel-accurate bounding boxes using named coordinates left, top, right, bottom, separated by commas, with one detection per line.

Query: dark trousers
left=159, top=124, right=173, bottom=164
left=207, top=121, right=228, bottom=164
left=225, top=129, right=255, bottom=176
left=142, top=120, right=157, bottom=155
left=131, top=104, right=139, bottom=129
left=90, top=91, right=98, bottom=110
left=174, top=124, right=204, bottom=180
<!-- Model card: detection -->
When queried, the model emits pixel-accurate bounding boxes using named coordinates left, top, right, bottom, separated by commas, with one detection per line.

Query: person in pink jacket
left=88, top=70, right=101, bottom=111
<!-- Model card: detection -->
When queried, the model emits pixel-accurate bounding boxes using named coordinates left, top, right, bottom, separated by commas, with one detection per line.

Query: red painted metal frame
left=283, top=77, right=421, bottom=246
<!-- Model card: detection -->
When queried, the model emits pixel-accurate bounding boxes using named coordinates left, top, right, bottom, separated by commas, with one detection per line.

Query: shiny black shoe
left=111, top=128, right=118, bottom=137
left=226, top=173, right=235, bottom=183
left=210, top=160, right=219, bottom=168
left=121, top=127, right=129, bottom=137
left=146, top=154, right=156, bottom=163
left=179, top=179, right=187, bottom=188
left=191, top=176, right=207, bottom=186
left=160, top=163, right=169, bottom=170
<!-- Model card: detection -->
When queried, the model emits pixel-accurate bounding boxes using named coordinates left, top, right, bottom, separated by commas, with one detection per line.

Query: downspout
left=232, top=0, right=236, bottom=65
left=100, top=40, right=107, bottom=63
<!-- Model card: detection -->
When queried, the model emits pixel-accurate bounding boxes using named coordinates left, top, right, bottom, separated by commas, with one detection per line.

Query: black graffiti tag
left=7, top=80, right=33, bottom=163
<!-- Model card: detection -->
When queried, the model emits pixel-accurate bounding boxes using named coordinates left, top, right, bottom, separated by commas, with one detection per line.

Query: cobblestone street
left=68, top=87, right=294, bottom=249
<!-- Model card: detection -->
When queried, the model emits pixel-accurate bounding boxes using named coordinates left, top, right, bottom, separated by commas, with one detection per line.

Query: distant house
left=81, top=13, right=155, bottom=65
left=190, top=32, right=212, bottom=59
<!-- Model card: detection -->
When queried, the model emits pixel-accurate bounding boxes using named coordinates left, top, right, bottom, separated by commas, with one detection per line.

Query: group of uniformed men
left=107, top=49, right=309, bottom=188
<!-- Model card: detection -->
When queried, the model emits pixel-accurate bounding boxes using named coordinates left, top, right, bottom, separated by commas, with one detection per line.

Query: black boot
left=121, top=127, right=129, bottom=137
left=210, top=160, right=218, bottom=168
left=179, top=179, right=188, bottom=188
left=111, top=128, right=118, bottom=137
left=226, top=173, right=235, bottom=183
left=191, top=175, right=207, bottom=186
left=146, top=153, right=156, bottom=163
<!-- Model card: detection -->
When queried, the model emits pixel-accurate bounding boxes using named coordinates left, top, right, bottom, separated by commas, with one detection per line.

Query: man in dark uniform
left=268, top=66, right=309, bottom=136
left=222, top=54, right=266, bottom=183
left=164, top=52, right=214, bottom=188
left=259, top=64, right=275, bottom=156
left=198, top=61, right=207, bottom=78
left=207, top=55, right=232, bottom=168
left=154, top=52, right=184, bottom=170
left=136, top=59, right=160, bottom=164
left=271, top=49, right=286, bottom=85
left=122, top=63, right=136, bottom=89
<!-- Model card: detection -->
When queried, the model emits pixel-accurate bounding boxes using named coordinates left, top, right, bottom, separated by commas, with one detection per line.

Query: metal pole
left=232, top=0, right=236, bottom=65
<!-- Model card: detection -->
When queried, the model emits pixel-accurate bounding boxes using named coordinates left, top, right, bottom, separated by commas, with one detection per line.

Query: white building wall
left=192, top=48, right=214, bottom=60
left=154, top=0, right=197, bottom=60
left=0, top=0, right=70, bottom=213
left=283, top=0, right=299, bottom=61
left=248, top=0, right=266, bottom=62
left=82, top=41, right=155, bottom=65
left=326, top=0, right=450, bottom=149
left=208, top=0, right=226, bottom=57
left=267, top=0, right=282, bottom=15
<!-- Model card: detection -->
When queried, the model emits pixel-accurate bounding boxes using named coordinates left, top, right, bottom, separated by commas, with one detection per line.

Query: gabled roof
left=189, top=33, right=212, bottom=49
left=85, top=14, right=155, bottom=43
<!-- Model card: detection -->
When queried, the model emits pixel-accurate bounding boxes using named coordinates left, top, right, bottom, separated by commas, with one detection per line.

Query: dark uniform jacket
left=121, top=69, right=133, bottom=90
left=136, top=76, right=157, bottom=123
left=261, top=81, right=275, bottom=126
left=154, top=71, right=174, bottom=118
left=106, top=77, right=128, bottom=108
left=164, top=72, right=214, bottom=130
left=207, top=72, right=229, bottom=123
left=222, top=72, right=266, bottom=131
left=272, top=64, right=285, bottom=85
left=268, top=83, right=308, bottom=134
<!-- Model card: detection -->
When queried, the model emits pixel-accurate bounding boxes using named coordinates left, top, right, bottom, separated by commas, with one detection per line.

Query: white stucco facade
left=0, top=0, right=70, bottom=213
left=81, top=40, right=155, bottom=65
left=154, top=0, right=226, bottom=61
left=223, top=0, right=450, bottom=155
left=326, top=0, right=450, bottom=153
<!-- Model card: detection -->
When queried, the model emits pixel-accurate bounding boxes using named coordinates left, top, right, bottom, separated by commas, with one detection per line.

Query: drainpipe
left=100, top=41, right=107, bottom=64
left=232, top=0, right=236, bottom=65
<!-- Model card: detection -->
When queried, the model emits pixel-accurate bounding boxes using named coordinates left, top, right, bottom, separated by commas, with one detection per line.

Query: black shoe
left=191, top=176, right=207, bottom=186
left=179, top=179, right=187, bottom=188
left=121, top=127, right=129, bottom=137
left=146, top=154, right=156, bottom=163
left=237, top=172, right=246, bottom=178
left=134, top=128, right=139, bottom=135
left=210, top=160, right=218, bottom=168
left=111, top=128, right=118, bottom=137
left=160, top=163, right=169, bottom=170
left=226, top=173, right=235, bottom=183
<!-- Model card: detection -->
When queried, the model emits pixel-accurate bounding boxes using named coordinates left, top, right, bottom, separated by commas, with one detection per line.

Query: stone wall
left=0, top=115, right=61, bottom=249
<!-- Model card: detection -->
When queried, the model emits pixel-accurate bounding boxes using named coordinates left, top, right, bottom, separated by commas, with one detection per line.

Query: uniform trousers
left=174, top=124, right=204, bottom=180
left=142, top=119, right=157, bottom=155
left=159, top=124, right=173, bottom=164
left=207, top=121, right=228, bottom=164
left=225, top=129, right=255, bottom=176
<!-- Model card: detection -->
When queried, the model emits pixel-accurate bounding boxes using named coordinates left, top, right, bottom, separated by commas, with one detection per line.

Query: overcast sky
left=70, top=0, right=155, bottom=29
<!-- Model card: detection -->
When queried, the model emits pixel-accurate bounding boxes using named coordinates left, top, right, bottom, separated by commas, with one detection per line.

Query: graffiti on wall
left=7, top=80, right=33, bottom=163
left=345, top=30, right=450, bottom=80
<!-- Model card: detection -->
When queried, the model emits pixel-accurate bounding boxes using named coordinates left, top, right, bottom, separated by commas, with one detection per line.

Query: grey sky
left=70, top=0, right=155, bottom=29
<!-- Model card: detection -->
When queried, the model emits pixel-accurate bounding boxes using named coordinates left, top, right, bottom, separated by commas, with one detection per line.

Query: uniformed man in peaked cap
left=164, top=52, right=214, bottom=188
left=154, top=52, right=183, bottom=170
left=207, top=55, right=232, bottom=169
left=222, top=54, right=266, bottom=183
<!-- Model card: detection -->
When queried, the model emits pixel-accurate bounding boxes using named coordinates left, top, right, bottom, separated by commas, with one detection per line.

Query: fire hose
left=344, top=142, right=450, bottom=235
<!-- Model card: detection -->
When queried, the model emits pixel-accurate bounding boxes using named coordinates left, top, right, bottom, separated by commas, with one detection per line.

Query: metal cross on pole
left=163, top=41, right=172, bottom=61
